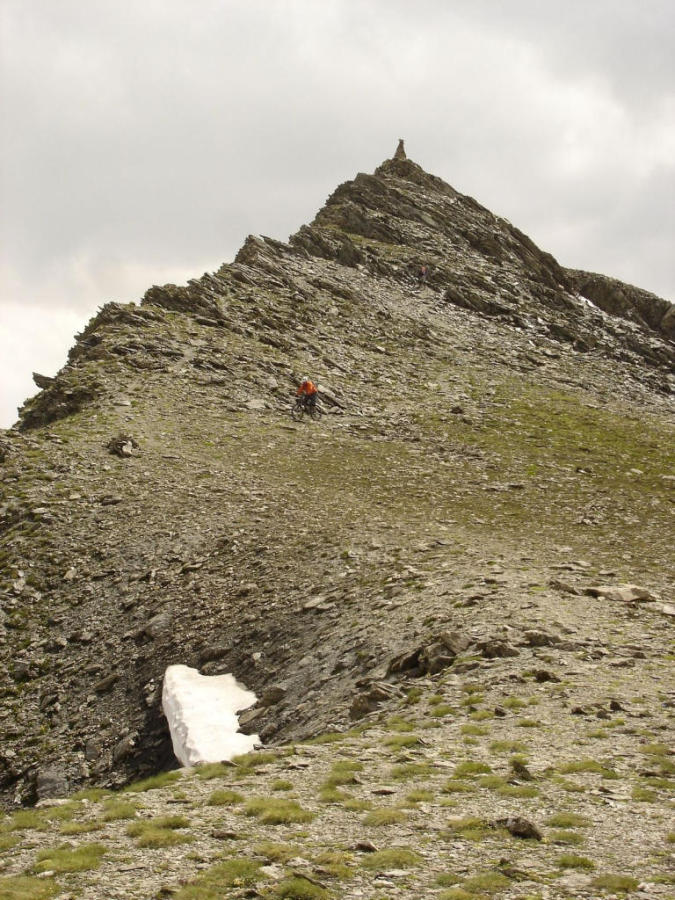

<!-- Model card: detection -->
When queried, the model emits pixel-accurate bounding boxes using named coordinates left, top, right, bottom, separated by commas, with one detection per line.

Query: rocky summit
left=0, top=145, right=673, bottom=899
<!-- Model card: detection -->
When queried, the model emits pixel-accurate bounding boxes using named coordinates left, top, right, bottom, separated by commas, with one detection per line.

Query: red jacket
left=297, top=380, right=318, bottom=396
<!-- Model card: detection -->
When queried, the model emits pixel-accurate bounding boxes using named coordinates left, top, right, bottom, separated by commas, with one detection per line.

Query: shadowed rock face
left=0, top=150, right=673, bottom=806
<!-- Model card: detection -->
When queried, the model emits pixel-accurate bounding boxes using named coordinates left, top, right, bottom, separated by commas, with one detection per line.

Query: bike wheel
left=290, top=403, right=305, bottom=422
left=309, top=404, right=323, bottom=421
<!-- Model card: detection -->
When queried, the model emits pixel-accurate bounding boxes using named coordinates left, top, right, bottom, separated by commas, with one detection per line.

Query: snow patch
left=162, top=664, right=260, bottom=767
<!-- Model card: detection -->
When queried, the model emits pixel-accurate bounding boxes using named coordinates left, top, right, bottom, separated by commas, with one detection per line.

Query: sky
left=1, top=0, right=674, bottom=427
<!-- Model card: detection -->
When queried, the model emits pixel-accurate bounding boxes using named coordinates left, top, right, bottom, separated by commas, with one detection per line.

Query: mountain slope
left=0, top=145, right=673, bottom=896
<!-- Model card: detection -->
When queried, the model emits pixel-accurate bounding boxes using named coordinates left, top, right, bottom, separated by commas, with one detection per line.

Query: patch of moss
left=556, top=854, right=595, bottom=870
left=0, top=876, right=59, bottom=900
left=244, top=798, right=315, bottom=825
left=360, top=847, right=422, bottom=869
left=33, top=841, right=107, bottom=873
left=591, top=874, right=639, bottom=894
left=123, top=771, right=181, bottom=792
left=206, top=789, right=244, bottom=806
left=363, top=808, right=407, bottom=826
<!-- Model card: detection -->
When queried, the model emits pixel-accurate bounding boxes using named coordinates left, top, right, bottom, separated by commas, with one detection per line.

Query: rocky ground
left=0, top=149, right=673, bottom=898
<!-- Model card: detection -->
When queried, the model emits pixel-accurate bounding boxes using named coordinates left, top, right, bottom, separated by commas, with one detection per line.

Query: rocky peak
left=0, top=149, right=673, bottom=823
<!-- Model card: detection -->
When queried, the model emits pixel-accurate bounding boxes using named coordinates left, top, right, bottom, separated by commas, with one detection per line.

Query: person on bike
left=297, top=376, right=318, bottom=411
left=417, top=264, right=429, bottom=286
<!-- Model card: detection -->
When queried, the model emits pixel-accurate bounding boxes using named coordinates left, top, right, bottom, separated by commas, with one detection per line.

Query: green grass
left=556, top=854, right=595, bottom=870
left=193, top=761, right=233, bottom=780
left=461, top=724, right=489, bottom=736
left=102, top=799, right=139, bottom=821
left=244, top=798, right=315, bottom=825
left=386, top=715, right=415, bottom=732
left=126, top=815, right=193, bottom=848
left=406, top=788, right=434, bottom=803
left=447, top=816, right=493, bottom=841
left=550, top=830, right=585, bottom=845
left=438, top=889, right=473, bottom=900
left=454, top=760, right=491, bottom=776
left=462, top=871, right=511, bottom=894
left=430, top=704, right=454, bottom=717
left=4, top=810, right=47, bottom=831
left=546, top=812, right=592, bottom=828
left=33, top=842, right=107, bottom=873
left=497, top=784, right=539, bottom=798
left=591, top=874, right=639, bottom=894
left=360, top=847, right=423, bottom=870
left=274, top=877, right=331, bottom=899
left=490, top=740, right=527, bottom=753
left=206, top=789, right=244, bottom=806
left=324, top=760, right=363, bottom=786
left=390, top=762, right=434, bottom=780
left=442, top=779, right=477, bottom=794
left=123, top=771, right=181, bottom=792
left=175, top=858, right=266, bottom=897
left=253, top=841, right=303, bottom=862
left=383, top=733, right=421, bottom=748
left=271, top=779, right=294, bottom=791
left=0, top=833, right=20, bottom=850
left=0, top=876, right=59, bottom=900
left=557, top=758, right=617, bottom=778
left=363, top=808, right=407, bottom=826
left=59, top=821, right=102, bottom=835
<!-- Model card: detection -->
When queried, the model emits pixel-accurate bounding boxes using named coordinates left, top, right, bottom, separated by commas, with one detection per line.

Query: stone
left=261, top=684, right=287, bottom=706
left=586, top=584, right=657, bottom=603
left=106, top=434, right=139, bottom=457
left=35, top=765, right=69, bottom=801
left=387, top=631, right=470, bottom=677
left=32, top=372, right=54, bottom=389
left=245, top=399, right=266, bottom=410
left=523, top=629, right=559, bottom=647
left=353, top=840, right=378, bottom=853
left=475, top=638, right=520, bottom=659
left=533, top=668, right=561, bottom=683
left=496, top=816, right=542, bottom=840
left=393, top=138, right=406, bottom=160
left=145, top=611, right=172, bottom=639
left=93, top=673, right=119, bottom=694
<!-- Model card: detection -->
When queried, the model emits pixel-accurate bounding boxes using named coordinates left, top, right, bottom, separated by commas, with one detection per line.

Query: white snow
left=162, top=664, right=260, bottom=767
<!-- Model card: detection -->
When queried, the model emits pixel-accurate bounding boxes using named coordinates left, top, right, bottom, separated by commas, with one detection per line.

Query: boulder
left=496, top=816, right=542, bottom=840
left=586, top=584, right=657, bottom=603
left=35, top=765, right=69, bottom=801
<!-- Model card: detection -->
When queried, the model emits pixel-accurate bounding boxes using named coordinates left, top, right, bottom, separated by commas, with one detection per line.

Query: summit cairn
left=394, top=137, right=407, bottom=160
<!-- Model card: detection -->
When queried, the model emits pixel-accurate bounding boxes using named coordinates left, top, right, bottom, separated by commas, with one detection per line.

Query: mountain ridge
left=0, top=147, right=673, bottom=898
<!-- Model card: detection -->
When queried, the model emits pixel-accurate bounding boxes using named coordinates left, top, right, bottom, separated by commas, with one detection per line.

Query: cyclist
left=297, top=375, right=318, bottom=412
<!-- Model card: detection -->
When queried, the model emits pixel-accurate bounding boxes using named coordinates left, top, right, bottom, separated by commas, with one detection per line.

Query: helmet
left=300, top=375, right=309, bottom=383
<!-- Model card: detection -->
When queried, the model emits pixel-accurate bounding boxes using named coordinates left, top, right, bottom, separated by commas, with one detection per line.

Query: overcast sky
left=1, top=0, right=674, bottom=427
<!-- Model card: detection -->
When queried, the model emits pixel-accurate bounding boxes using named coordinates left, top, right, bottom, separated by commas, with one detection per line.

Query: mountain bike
left=291, top=397, right=324, bottom=422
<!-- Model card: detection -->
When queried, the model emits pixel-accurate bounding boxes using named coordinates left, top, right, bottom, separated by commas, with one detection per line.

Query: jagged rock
left=350, top=682, right=398, bottom=719
left=145, top=612, right=172, bottom=640
left=387, top=631, right=470, bottom=677
left=523, top=629, right=559, bottom=647
left=261, top=684, right=287, bottom=706
left=495, top=816, right=542, bottom=840
left=35, top=765, right=69, bottom=801
left=533, top=668, right=561, bottom=683
left=106, top=434, right=139, bottom=457
left=586, top=584, right=657, bottom=603
left=393, top=138, right=406, bottom=160
left=475, top=638, right=520, bottom=659
left=32, top=372, right=54, bottom=389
